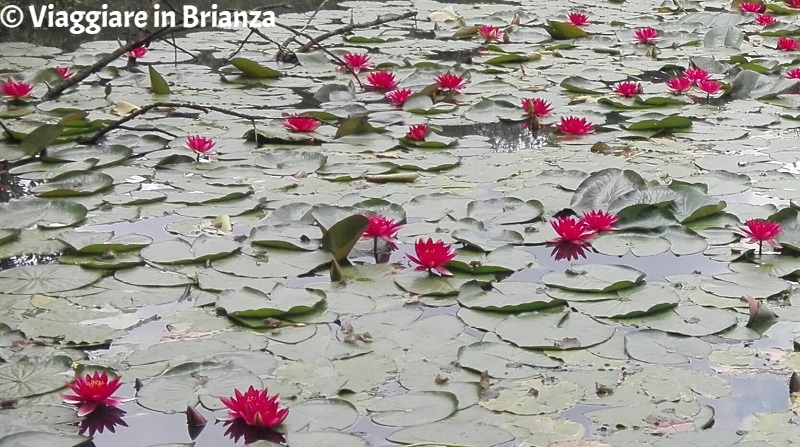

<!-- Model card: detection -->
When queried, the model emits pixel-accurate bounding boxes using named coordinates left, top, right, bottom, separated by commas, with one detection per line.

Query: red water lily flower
left=778, top=36, right=799, bottom=51
left=614, top=81, right=643, bottom=98
left=582, top=210, right=619, bottom=232
left=407, top=238, right=457, bottom=276
left=340, top=53, right=374, bottom=73
left=283, top=115, right=320, bottom=132
left=77, top=406, right=128, bottom=437
left=684, top=68, right=710, bottom=83
left=386, top=88, right=414, bottom=107
left=548, top=241, right=589, bottom=261
left=127, top=46, right=147, bottom=58
left=789, top=0, right=800, bottom=7
left=549, top=216, right=594, bottom=245
left=62, top=371, right=125, bottom=417
left=55, top=66, right=75, bottom=80
left=666, top=77, right=692, bottom=94
left=362, top=214, right=401, bottom=244
left=567, top=12, right=589, bottom=26
left=740, top=219, right=781, bottom=255
left=697, top=79, right=721, bottom=95
left=405, top=123, right=428, bottom=141
left=634, top=27, right=658, bottom=45
left=521, top=98, right=553, bottom=117
left=366, top=71, right=398, bottom=90
left=787, top=68, right=800, bottom=79
left=1, top=78, right=33, bottom=99
left=739, top=2, right=764, bottom=12
left=184, top=135, right=216, bottom=159
left=435, top=73, right=467, bottom=92
left=754, top=13, right=778, bottom=25
left=556, top=116, right=594, bottom=134
left=219, top=386, right=289, bottom=428
left=478, top=25, right=504, bottom=43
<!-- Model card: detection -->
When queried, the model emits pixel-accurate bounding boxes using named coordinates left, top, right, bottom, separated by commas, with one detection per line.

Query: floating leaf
left=496, top=310, right=615, bottom=349
left=140, top=236, right=240, bottom=264
left=368, top=391, right=458, bottom=427
left=148, top=66, right=171, bottom=94
left=321, top=214, right=368, bottom=262
left=545, top=20, right=589, bottom=39
left=542, top=264, right=646, bottom=293
left=216, top=285, right=325, bottom=318
left=230, top=57, right=282, bottom=78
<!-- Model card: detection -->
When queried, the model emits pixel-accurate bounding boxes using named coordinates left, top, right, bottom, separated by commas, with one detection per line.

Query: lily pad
left=495, top=310, right=616, bottom=349
left=542, top=264, right=646, bottom=293
left=140, top=236, right=240, bottom=264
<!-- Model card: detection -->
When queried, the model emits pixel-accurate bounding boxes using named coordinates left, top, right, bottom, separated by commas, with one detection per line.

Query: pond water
left=5, top=0, right=800, bottom=446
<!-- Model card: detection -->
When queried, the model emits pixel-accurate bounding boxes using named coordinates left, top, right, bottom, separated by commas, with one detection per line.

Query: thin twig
left=228, top=29, right=254, bottom=61
left=296, top=11, right=417, bottom=53
left=116, top=125, right=179, bottom=138
left=42, top=26, right=184, bottom=101
left=77, top=102, right=273, bottom=144
left=273, top=23, right=364, bottom=89
left=281, top=0, right=331, bottom=47
left=0, top=120, right=15, bottom=141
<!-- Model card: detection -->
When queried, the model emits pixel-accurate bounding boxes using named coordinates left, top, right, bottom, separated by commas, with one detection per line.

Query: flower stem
left=373, top=237, right=378, bottom=263
left=759, top=240, right=763, bottom=257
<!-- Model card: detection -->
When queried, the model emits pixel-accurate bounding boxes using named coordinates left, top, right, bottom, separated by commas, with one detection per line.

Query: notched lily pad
left=57, top=231, right=152, bottom=254
left=542, top=264, right=646, bottom=293
left=216, top=284, right=326, bottom=318
left=140, top=236, right=240, bottom=264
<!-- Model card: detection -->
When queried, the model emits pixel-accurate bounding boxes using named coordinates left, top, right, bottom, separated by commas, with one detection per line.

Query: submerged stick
left=78, top=102, right=273, bottom=144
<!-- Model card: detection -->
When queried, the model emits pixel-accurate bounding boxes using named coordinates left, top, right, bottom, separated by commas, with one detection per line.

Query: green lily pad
left=57, top=231, right=152, bottom=254
left=0, top=356, right=73, bottom=399
left=458, top=341, right=561, bottom=379
left=230, top=57, right=282, bottom=78
left=387, top=422, right=514, bottom=447
left=466, top=197, right=544, bottom=225
left=570, top=168, right=647, bottom=212
left=545, top=20, right=589, bottom=39
left=0, top=198, right=87, bottom=229
left=447, top=245, right=537, bottom=274
left=624, top=329, right=712, bottom=364
left=30, top=170, right=113, bottom=197
left=0, top=431, right=89, bottom=447
left=368, top=391, right=458, bottom=427
left=0, top=264, right=102, bottom=294
left=495, top=310, right=615, bottom=349
left=255, top=151, right=327, bottom=176
left=542, top=264, right=646, bottom=293
left=394, top=272, right=494, bottom=297
left=457, top=280, right=564, bottom=312
left=140, top=236, right=240, bottom=264
left=216, top=284, right=325, bottom=318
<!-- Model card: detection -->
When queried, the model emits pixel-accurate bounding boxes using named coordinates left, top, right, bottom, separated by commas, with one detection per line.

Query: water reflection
left=548, top=241, right=589, bottom=261
left=440, top=122, right=552, bottom=152
left=0, top=171, right=34, bottom=203
left=222, top=420, right=286, bottom=445
left=76, top=406, right=129, bottom=437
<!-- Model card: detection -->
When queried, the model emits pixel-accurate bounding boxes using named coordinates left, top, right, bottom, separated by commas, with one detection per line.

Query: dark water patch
left=0, top=170, right=36, bottom=203
left=0, top=251, right=59, bottom=271
left=440, top=121, right=552, bottom=152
